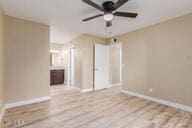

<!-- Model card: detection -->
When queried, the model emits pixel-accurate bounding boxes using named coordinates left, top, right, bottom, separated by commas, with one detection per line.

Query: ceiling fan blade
left=82, top=0, right=104, bottom=11
left=114, top=12, right=138, bottom=18
left=114, top=0, right=129, bottom=10
left=106, top=21, right=112, bottom=27
left=82, top=14, right=103, bottom=21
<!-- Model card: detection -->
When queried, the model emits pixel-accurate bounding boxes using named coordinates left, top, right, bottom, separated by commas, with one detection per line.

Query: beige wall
left=71, top=34, right=107, bottom=89
left=0, top=6, right=4, bottom=111
left=4, top=16, right=50, bottom=103
left=114, top=13, right=192, bottom=107
left=109, top=44, right=120, bottom=85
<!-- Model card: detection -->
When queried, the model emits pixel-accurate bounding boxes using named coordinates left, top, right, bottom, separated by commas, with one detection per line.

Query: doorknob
left=95, top=68, right=98, bottom=71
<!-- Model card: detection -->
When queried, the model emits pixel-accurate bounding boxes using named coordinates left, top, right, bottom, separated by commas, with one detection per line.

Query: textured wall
left=4, top=16, right=50, bottom=103
left=115, top=13, right=192, bottom=107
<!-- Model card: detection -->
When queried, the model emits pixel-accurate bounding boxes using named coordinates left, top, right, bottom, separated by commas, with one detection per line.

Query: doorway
left=68, top=46, right=75, bottom=86
left=109, top=42, right=122, bottom=86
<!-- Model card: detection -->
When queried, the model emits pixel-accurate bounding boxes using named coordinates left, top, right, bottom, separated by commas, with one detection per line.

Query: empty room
left=0, top=0, right=192, bottom=128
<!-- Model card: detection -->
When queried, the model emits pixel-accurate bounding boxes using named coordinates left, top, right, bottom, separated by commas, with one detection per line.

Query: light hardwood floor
left=2, top=86, right=192, bottom=128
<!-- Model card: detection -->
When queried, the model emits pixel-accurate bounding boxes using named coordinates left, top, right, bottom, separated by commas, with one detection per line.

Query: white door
left=68, top=47, right=75, bottom=86
left=94, top=44, right=109, bottom=90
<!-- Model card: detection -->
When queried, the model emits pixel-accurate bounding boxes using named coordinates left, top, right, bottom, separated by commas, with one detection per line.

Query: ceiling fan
left=82, top=0, right=138, bottom=27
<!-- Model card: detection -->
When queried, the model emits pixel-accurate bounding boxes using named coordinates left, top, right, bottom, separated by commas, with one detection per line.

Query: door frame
left=67, top=46, right=75, bottom=86
left=93, top=45, right=95, bottom=91
left=120, top=42, right=122, bottom=85
left=108, top=42, right=122, bottom=86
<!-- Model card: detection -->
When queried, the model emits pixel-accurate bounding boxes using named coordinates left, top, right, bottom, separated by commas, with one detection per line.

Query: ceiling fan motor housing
left=102, top=1, right=115, bottom=12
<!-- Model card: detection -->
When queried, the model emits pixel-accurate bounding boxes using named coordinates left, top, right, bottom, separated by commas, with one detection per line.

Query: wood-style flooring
left=2, top=86, right=192, bottom=128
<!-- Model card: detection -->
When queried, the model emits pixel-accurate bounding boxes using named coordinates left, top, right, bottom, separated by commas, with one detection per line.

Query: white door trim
left=67, top=45, right=75, bottom=86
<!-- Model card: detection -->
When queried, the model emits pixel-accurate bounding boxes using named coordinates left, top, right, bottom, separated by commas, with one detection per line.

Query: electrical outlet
left=149, top=88, right=153, bottom=93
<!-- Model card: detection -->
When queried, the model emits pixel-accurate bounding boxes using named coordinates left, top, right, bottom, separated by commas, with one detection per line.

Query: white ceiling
left=1, top=0, right=192, bottom=43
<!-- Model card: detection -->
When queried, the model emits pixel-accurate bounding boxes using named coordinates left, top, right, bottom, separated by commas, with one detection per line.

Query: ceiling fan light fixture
left=103, top=13, right=114, bottom=21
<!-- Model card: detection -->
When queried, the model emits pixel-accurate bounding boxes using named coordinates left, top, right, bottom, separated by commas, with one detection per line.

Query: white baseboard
left=70, top=86, right=93, bottom=93
left=121, top=90, right=192, bottom=112
left=5, top=96, right=51, bottom=109
left=82, top=88, right=93, bottom=93
left=72, top=86, right=82, bottom=91
left=0, top=106, right=5, bottom=122
left=109, top=83, right=121, bottom=87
